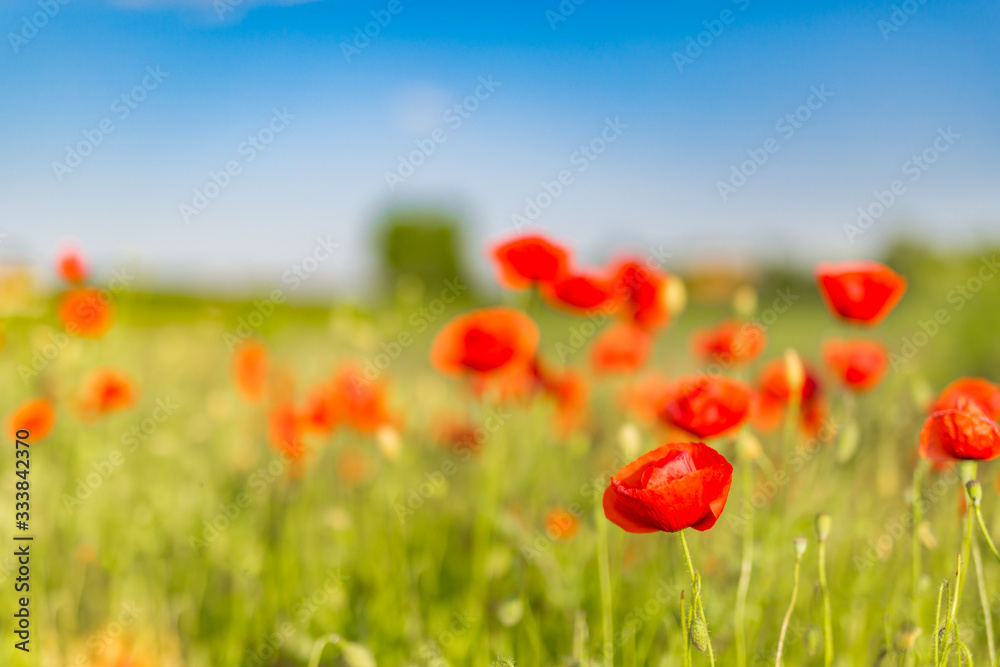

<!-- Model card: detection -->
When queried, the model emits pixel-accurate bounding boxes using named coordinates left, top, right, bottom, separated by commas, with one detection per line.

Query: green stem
left=679, top=531, right=715, bottom=665
left=819, top=538, right=833, bottom=667
left=913, top=461, right=926, bottom=621
left=596, top=498, right=613, bottom=667
left=775, top=553, right=803, bottom=667
left=306, top=634, right=340, bottom=667
left=935, top=580, right=950, bottom=666
left=972, top=534, right=996, bottom=658
left=735, top=460, right=754, bottom=667
left=974, top=504, right=1000, bottom=567
left=681, top=591, right=691, bottom=667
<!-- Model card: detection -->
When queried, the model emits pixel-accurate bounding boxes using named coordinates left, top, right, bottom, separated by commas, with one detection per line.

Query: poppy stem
left=735, top=457, right=754, bottom=667
left=679, top=530, right=715, bottom=665
left=776, top=537, right=806, bottom=667
left=595, top=498, right=614, bottom=667
left=956, top=463, right=977, bottom=610
left=816, top=515, right=833, bottom=667
left=972, top=531, right=996, bottom=657
left=971, top=490, right=1000, bottom=567
left=681, top=590, right=690, bottom=666
left=912, top=460, right=926, bottom=623
left=679, top=529, right=697, bottom=585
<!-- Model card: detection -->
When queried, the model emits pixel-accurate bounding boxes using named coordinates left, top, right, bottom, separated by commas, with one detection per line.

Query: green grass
left=2, top=244, right=1000, bottom=665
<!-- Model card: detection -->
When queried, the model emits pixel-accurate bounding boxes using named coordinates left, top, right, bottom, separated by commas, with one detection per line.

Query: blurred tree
left=374, top=208, right=476, bottom=300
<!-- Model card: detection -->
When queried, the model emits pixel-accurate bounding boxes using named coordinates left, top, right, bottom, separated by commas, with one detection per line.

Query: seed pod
left=794, top=535, right=808, bottom=557
left=689, top=614, right=710, bottom=653
left=816, top=512, right=832, bottom=542
left=967, top=480, right=983, bottom=505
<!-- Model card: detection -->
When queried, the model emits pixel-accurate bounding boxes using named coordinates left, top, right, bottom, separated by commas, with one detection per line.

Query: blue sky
left=1, top=0, right=998, bottom=293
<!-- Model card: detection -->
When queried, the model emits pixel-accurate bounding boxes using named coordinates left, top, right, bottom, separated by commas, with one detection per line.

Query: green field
left=3, top=239, right=1000, bottom=666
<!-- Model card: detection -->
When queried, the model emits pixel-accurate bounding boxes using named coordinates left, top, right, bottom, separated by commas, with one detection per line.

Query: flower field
left=3, top=237, right=1000, bottom=667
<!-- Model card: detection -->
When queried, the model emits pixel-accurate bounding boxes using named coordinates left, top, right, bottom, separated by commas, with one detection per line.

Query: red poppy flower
left=657, top=375, right=753, bottom=439
left=919, top=401, right=1000, bottom=461
left=269, top=403, right=305, bottom=460
left=691, top=319, right=766, bottom=366
left=302, top=382, right=339, bottom=434
left=540, top=272, right=615, bottom=314
left=431, top=307, right=539, bottom=376
left=815, top=261, right=907, bottom=325
left=8, top=398, right=56, bottom=442
left=550, top=368, right=589, bottom=436
left=338, top=449, right=370, bottom=486
left=492, top=235, right=569, bottom=289
left=59, top=288, right=115, bottom=338
left=330, top=366, right=394, bottom=433
left=822, top=338, right=888, bottom=392
left=545, top=506, right=580, bottom=540
left=753, top=358, right=825, bottom=435
left=77, top=368, right=136, bottom=419
left=620, top=372, right=672, bottom=424
left=432, top=415, right=485, bottom=457
left=931, top=378, right=1000, bottom=420
left=57, top=246, right=88, bottom=285
left=591, top=323, right=651, bottom=374
left=611, top=260, right=669, bottom=330
left=603, top=441, right=733, bottom=533
left=233, top=341, right=268, bottom=402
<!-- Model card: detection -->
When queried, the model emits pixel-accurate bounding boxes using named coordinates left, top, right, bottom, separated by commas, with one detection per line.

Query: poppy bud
left=967, top=480, right=983, bottom=506
left=784, top=349, right=805, bottom=396
left=835, top=420, right=860, bottom=463
left=617, top=422, right=642, bottom=460
left=816, top=512, right=832, bottom=542
left=665, top=274, right=687, bottom=319
left=793, top=535, right=808, bottom=557
left=496, top=597, right=524, bottom=627
left=688, top=615, right=710, bottom=653
left=376, top=425, right=401, bottom=461
left=732, top=284, right=758, bottom=319
left=736, top=431, right=762, bottom=462
left=893, top=622, right=921, bottom=652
